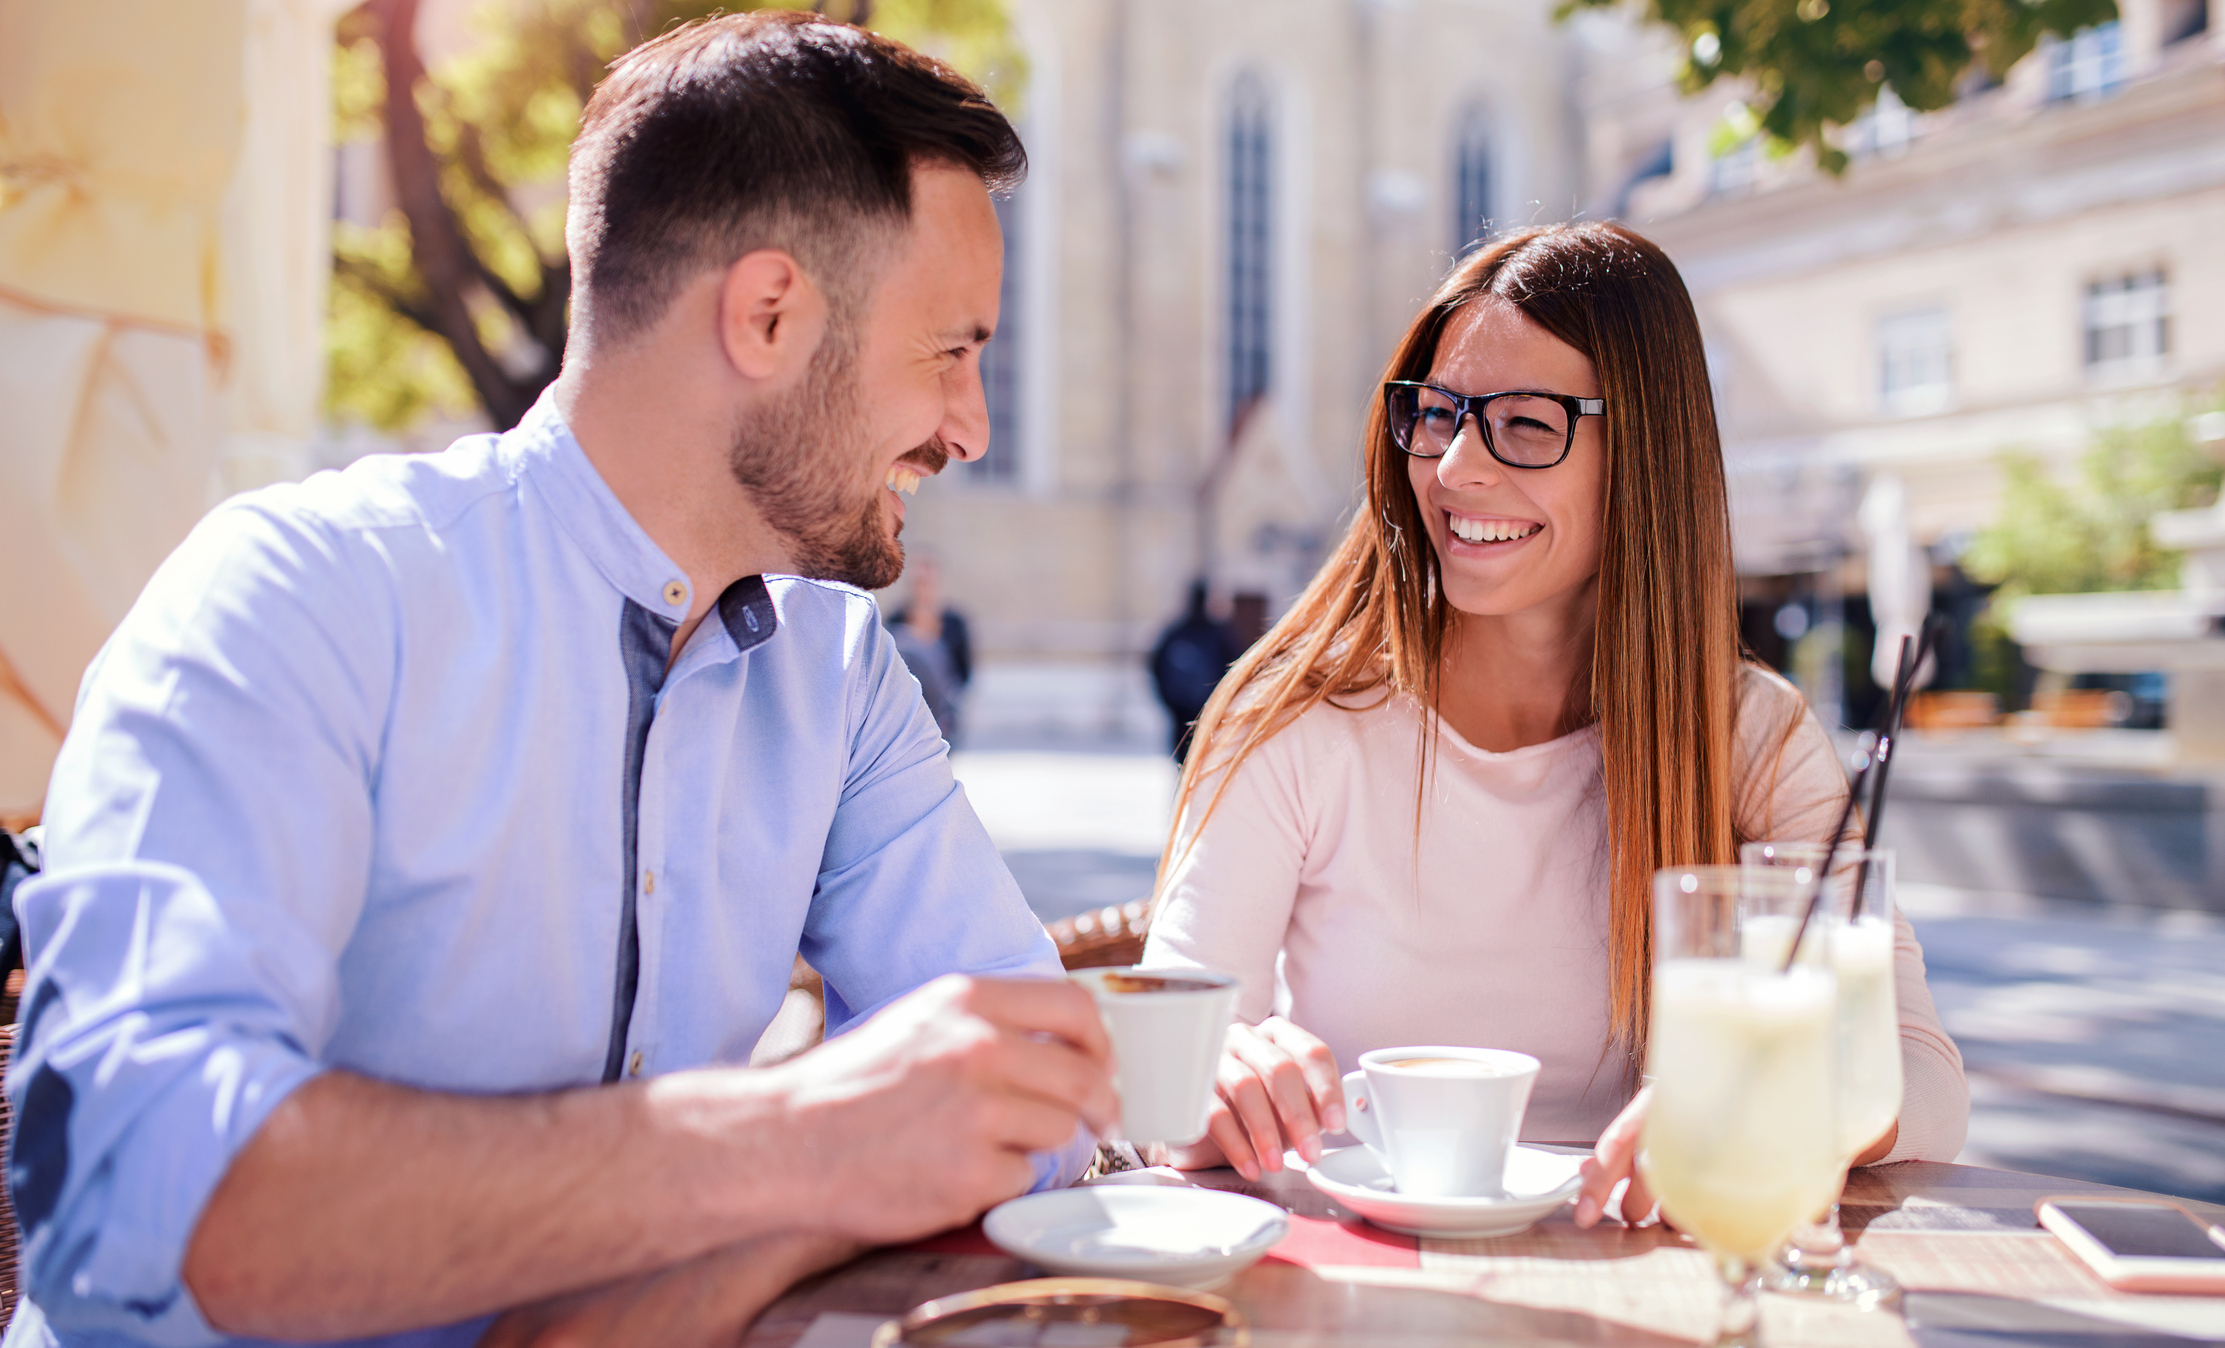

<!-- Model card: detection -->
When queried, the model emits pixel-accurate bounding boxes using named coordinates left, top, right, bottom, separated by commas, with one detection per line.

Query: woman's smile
left=1445, top=511, right=1545, bottom=549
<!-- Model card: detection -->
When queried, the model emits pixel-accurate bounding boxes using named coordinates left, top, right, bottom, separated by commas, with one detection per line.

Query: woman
left=1139, top=223, right=1967, bottom=1222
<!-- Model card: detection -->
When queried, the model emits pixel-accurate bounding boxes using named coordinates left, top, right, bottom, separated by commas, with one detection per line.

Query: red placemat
left=1261, top=1211, right=1419, bottom=1269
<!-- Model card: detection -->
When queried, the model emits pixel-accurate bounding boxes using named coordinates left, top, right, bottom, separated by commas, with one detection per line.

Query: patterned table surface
left=744, top=1158, right=2225, bottom=1346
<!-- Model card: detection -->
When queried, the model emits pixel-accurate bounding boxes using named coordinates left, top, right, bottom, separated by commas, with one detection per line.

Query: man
left=887, top=556, right=971, bottom=743
left=1149, top=581, right=1240, bottom=763
left=7, top=14, right=1114, bottom=1346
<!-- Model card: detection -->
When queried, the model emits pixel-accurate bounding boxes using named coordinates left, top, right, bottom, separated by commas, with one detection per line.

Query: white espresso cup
left=1341, top=1046, right=1541, bottom=1198
left=1069, top=966, right=1240, bottom=1145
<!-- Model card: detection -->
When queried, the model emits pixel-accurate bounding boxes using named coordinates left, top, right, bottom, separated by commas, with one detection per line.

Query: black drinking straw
left=1850, top=634, right=1914, bottom=917
left=1782, top=744, right=1875, bottom=975
left=1854, top=615, right=1941, bottom=915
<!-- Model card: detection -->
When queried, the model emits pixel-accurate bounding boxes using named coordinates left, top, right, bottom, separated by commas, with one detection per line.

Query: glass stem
left=1784, top=1202, right=1851, bottom=1272
left=1713, top=1254, right=1763, bottom=1348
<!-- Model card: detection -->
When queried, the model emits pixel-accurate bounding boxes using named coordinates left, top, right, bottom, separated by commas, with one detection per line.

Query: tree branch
left=369, top=0, right=545, bottom=428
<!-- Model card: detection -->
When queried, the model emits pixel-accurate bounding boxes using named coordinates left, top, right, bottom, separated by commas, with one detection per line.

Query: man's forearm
left=184, top=1068, right=806, bottom=1340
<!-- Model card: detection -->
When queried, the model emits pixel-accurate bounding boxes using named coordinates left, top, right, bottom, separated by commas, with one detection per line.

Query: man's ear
left=718, top=249, right=828, bottom=383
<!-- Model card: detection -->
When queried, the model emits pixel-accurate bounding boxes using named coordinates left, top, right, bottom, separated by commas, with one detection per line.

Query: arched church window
left=1453, top=102, right=1494, bottom=257
left=972, top=188, right=1024, bottom=482
left=1225, top=71, right=1274, bottom=434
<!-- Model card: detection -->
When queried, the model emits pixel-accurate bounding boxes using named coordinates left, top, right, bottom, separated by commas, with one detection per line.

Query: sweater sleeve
left=1731, top=666, right=1970, bottom=1163
left=1140, top=721, right=1314, bottom=1026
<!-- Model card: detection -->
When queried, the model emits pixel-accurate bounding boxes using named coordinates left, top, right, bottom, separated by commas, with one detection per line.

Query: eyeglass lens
left=1396, top=386, right=1570, bottom=466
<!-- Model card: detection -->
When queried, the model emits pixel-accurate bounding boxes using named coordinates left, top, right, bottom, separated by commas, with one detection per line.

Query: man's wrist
left=634, top=1065, right=828, bottom=1245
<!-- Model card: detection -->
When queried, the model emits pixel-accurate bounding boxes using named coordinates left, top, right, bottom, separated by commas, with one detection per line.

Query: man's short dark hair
left=566, top=11, right=1027, bottom=343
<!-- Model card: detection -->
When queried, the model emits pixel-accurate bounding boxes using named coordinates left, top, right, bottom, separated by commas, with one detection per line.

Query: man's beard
left=728, top=332, right=941, bottom=592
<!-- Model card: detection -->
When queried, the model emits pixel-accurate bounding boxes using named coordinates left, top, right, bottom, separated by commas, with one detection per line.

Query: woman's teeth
left=885, top=466, right=923, bottom=495
left=1449, top=517, right=1541, bottom=544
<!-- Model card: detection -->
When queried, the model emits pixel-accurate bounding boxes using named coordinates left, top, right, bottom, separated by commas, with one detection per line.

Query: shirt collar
left=506, top=393, right=778, bottom=657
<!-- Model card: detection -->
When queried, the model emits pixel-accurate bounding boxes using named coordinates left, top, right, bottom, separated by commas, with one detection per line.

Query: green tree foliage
left=1964, top=405, right=2225, bottom=601
left=329, top=0, right=1024, bottom=434
left=1558, top=0, right=2118, bottom=172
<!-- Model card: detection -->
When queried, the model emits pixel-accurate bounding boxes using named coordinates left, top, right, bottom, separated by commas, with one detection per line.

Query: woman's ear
left=717, top=249, right=829, bottom=383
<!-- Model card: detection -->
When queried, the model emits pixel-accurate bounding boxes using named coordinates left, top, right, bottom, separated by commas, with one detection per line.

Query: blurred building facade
left=903, top=0, right=2225, bottom=741
left=1573, top=0, right=2225, bottom=723
left=889, top=0, right=1588, bottom=742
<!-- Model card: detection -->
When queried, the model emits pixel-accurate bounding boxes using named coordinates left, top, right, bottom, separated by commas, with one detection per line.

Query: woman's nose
left=1437, top=419, right=1502, bottom=490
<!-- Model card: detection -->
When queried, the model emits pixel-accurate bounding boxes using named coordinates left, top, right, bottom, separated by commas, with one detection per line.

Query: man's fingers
left=1257, top=1019, right=1344, bottom=1134
left=979, top=1091, right=1091, bottom=1157
left=999, top=1034, right=1118, bottom=1135
left=960, top=976, right=1113, bottom=1061
left=1227, top=1034, right=1321, bottom=1163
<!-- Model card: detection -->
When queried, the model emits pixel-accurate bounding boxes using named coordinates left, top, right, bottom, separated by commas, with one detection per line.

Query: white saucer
left=1303, top=1144, right=1587, bottom=1238
left=984, top=1185, right=1290, bottom=1289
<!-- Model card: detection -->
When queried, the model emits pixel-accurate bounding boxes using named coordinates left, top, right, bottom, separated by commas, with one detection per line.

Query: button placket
left=626, top=692, right=672, bottom=1081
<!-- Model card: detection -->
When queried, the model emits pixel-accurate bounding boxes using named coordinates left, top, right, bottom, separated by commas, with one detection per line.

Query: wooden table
left=744, top=1159, right=2225, bottom=1346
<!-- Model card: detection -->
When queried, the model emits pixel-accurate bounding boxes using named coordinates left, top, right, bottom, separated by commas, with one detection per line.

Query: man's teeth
left=885, top=466, right=923, bottom=496
left=1449, top=517, right=1541, bottom=544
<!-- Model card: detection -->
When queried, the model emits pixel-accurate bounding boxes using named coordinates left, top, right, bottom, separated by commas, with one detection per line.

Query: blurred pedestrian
left=889, top=554, right=972, bottom=742
left=1149, top=580, right=1240, bottom=762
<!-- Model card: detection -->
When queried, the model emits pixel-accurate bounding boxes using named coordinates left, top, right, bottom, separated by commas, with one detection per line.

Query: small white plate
left=1304, top=1144, right=1587, bottom=1238
left=983, top=1185, right=1290, bottom=1289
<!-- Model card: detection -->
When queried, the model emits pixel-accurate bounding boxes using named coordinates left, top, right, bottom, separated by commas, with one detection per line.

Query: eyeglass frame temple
left=1380, top=381, right=1606, bottom=463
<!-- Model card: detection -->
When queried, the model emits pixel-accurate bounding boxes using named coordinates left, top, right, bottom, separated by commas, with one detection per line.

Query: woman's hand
left=1164, top=1018, right=1344, bottom=1181
left=1574, top=1086, right=1660, bottom=1228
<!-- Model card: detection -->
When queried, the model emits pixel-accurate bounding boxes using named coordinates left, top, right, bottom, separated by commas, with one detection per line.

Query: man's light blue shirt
left=6, top=400, right=1082, bottom=1347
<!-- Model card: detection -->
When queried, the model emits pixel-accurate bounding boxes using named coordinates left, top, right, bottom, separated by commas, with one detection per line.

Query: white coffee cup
left=1070, top=966, right=1240, bottom=1145
left=1341, top=1046, right=1541, bottom=1199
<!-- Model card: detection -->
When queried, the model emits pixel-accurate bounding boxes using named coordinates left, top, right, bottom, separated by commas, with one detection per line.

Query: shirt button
left=628, top=1050, right=644, bottom=1078
left=643, top=870, right=655, bottom=895
left=662, top=580, right=686, bottom=606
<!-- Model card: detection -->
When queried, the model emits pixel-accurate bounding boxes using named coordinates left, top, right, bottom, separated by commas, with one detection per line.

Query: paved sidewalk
left=956, top=744, right=2225, bottom=1204
left=950, top=746, right=1175, bottom=923
left=1903, top=884, right=2225, bottom=1204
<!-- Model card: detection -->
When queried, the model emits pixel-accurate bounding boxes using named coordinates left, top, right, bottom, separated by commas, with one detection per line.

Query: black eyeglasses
left=1383, top=380, right=1605, bottom=469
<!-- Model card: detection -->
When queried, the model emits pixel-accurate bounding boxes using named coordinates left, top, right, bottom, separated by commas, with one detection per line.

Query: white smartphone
left=2036, top=1196, right=2225, bottom=1294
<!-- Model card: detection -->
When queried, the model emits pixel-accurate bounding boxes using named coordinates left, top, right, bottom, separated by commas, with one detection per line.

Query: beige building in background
left=8, top=0, right=2219, bottom=797
left=893, top=0, right=1590, bottom=740
left=896, top=0, right=2224, bottom=740
left=1579, top=0, right=2224, bottom=579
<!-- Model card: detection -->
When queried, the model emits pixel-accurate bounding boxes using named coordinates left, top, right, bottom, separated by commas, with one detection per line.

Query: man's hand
left=767, top=974, right=1116, bottom=1244
left=1164, top=1017, right=1342, bottom=1181
left=477, top=1231, right=859, bottom=1348
left=185, top=974, right=1113, bottom=1341
left=1574, top=1086, right=1657, bottom=1228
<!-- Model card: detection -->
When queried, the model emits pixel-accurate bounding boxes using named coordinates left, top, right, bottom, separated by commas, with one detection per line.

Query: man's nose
left=940, top=357, right=991, bottom=464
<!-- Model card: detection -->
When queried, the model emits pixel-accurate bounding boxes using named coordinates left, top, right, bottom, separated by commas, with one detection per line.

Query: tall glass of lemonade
left=1643, top=866, right=1843, bottom=1348
left=1744, top=841, right=1903, bottom=1307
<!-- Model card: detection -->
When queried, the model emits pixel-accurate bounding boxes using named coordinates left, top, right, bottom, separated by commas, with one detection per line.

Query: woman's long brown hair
left=1166, top=222, right=1741, bottom=1079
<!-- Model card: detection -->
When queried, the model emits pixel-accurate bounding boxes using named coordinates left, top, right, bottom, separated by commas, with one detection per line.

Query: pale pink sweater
left=1143, top=666, right=1969, bottom=1162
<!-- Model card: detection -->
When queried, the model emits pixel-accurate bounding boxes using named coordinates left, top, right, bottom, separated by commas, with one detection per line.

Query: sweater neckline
left=1409, top=694, right=1603, bottom=763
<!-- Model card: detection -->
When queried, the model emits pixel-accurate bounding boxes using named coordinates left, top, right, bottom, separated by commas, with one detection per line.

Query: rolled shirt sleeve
left=12, top=502, right=385, bottom=1342
left=803, top=603, right=1094, bottom=1189
left=10, top=408, right=1105, bottom=1348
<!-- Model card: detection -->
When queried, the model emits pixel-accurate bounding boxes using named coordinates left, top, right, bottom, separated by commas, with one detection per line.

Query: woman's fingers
left=1226, top=1028, right=1324, bottom=1164
left=1256, top=1017, right=1345, bottom=1135
left=1576, top=1086, right=1651, bottom=1228
left=1216, top=1044, right=1294, bottom=1174
left=1202, top=1095, right=1262, bottom=1181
